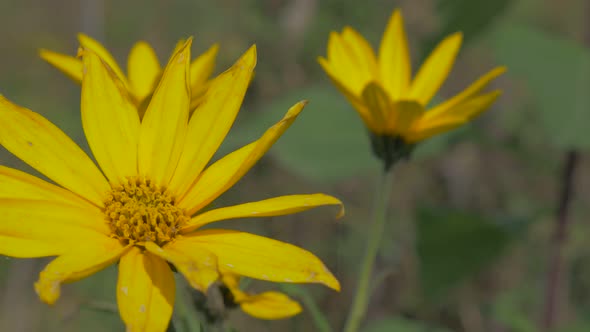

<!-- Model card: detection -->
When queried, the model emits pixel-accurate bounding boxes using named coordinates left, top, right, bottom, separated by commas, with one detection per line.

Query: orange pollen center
left=103, top=177, right=189, bottom=246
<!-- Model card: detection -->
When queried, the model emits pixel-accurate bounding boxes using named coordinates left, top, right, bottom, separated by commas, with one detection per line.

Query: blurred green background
left=1, top=0, right=590, bottom=331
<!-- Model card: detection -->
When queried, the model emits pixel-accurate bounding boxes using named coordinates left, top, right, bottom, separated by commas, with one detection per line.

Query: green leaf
left=222, top=84, right=379, bottom=182
left=493, top=25, right=590, bottom=149
left=416, top=208, right=516, bottom=300
left=365, top=317, right=455, bottom=332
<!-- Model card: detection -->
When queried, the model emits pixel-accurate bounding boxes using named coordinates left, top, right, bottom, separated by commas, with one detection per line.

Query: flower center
left=104, top=177, right=189, bottom=246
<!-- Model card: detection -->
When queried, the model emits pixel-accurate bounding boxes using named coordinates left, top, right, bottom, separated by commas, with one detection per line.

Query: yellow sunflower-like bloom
left=221, top=273, right=302, bottom=319
left=40, top=33, right=218, bottom=110
left=0, top=39, right=341, bottom=332
left=319, top=9, right=505, bottom=167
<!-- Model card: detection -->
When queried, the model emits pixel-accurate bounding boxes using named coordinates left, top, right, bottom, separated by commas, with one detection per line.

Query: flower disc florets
left=104, top=177, right=189, bottom=246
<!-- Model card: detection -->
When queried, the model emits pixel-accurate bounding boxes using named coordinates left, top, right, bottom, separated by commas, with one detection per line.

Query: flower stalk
left=344, top=167, right=394, bottom=332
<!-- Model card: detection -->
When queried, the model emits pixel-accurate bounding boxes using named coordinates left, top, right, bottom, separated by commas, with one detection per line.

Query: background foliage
left=0, top=0, right=589, bottom=331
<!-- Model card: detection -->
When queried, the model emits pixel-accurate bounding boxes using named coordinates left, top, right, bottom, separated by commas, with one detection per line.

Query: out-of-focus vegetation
left=1, top=0, right=590, bottom=331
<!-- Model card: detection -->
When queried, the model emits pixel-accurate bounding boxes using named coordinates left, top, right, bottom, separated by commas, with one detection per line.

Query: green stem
left=343, top=168, right=393, bottom=332
left=174, top=276, right=204, bottom=332
left=280, top=284, right=332, bottom=332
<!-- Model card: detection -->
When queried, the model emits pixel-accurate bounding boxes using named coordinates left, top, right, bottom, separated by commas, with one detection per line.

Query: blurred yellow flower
left=222, top=273, right=302, bottom=319
left=319, top=9, right=505, bottom=144
left=40, top=33, right=218, bottom=111
left=0, top=39, right=341, bottom=332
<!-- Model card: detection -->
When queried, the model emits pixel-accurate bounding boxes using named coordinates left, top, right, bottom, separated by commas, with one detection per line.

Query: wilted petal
left=221, top=273, right=302, bottom=319
left=241, top=291, right=302, bottom=320
left=35, top=237, right=126, bottom=304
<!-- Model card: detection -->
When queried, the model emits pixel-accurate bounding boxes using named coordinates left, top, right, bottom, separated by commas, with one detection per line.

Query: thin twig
left=542, top=150, right=579, bottom=330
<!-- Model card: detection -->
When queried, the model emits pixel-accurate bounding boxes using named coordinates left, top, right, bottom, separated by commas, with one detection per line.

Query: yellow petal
left=220, top=273, right=302, bottom=319
left=425, top=90, right=502, bottom=122
left=183, top=229, right=340, bottom=291
left=408, top=32, right=463, bottom=105
left=178, top=101, right=305, bottom=215
left=35, top=238, right=127, bottom=304
left=424, top=67, right=506, bottom=119
left=128, top=41, right=162, bottom=103
left=340, top=27, right=379, bottom=83
left=326, top=32, right=347, bottom=71
left=81, top=49, right=141, bottom=185
left=39, top=49, right=83, bottom=83
left=78, top=33, right=129, bottom=87
left=388, top=100, right=425, bottom=137
left=378, top=9, right=412, bottom=99
left=361, top=82, right=392, bottom=134
left=138, top=39, right=191, bottom=187
left=168, top=45, right=256, bottom=197
left=326, top=31, right=375, bottom=95
left=241, top=291, right=302, bottom=320
left=325, top=32, right=348, bottom=79
left=406, top=116, right=465, bottom=143
left=182, top=194, right=344, bottom=233
left=145, top=241, right=219, bottom=292
left=190, top=43, right=219, bottom=93
left=0, top=199, right=111, bottom=258
left=0, top=236, right=62, bottom=259
left=189, top=82, right=210, bottom=111
left=318, top=57, right=375, bottom=130
left=0, top=96, right=110, bottom=206
left=117, top=248, right=175, bottom=332
left=0, top=165, right=95, bottom=208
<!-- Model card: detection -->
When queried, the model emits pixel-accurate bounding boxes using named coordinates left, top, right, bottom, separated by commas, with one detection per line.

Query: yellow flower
left=318, top=9, right=505, bottom=144
left=221, top=273, right=302, bottom=320
left=40, top=33, right=218, bottom=111
left=0, top=39, right=341, bottom=332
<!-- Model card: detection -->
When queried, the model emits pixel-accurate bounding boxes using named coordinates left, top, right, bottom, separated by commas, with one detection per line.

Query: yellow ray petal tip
left=448, top=31, right=464, bottom=44
left=34, top=279, right=60, bottom=305
left=494, top=66, right=508, bottom=75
